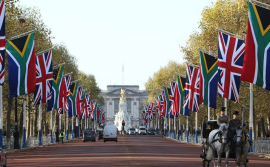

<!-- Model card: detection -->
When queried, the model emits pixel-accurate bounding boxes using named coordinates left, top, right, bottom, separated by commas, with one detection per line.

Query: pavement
left=6, top=135, right=270, bottom=167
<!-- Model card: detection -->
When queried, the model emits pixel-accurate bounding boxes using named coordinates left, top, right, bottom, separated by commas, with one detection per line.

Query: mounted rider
left=228, top=111, right=242, bottom=146
left=217, top=107, right=229, bottom=126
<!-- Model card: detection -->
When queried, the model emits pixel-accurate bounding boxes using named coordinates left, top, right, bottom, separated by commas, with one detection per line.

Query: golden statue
left=120, top=88, right=126, bottom=102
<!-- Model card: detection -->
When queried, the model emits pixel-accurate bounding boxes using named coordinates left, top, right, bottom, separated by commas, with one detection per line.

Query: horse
left=234, top=126, right=250, bottom=167
left=206, top=123, right=230, bottom=167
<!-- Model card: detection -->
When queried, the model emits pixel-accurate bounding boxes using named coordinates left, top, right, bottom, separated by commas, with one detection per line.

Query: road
left=7, top=135, right=270, bottom=167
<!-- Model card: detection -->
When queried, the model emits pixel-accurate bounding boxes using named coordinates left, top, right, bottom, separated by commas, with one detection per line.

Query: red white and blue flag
left=76, top=85, right=84, bottom=117
left=183, top=64, right=200, bottom=113
left=33, top=50, right=53, bottom=105
left=218, top=31, right=245, bottom=103
left=58, top=74, right=71, bottom=114
left=0, top=1, right=5, bottom=85
left=82, top=93, right=90, bottom=119
left=154, top=95, right=162, bottom=118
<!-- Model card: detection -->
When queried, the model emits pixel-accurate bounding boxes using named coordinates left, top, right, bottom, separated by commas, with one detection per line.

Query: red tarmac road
left=7, top=135, right=270, bottom=167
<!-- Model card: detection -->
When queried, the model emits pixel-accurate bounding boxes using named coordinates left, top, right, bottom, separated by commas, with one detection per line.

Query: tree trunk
left=6, top=98, right=13, bottom=139
left=267, top=114, right=270, bottom=131
left=34, top=106, right=38, bottom=137
left=258, top=120, right=261, bottom=138
left=261, top=117, right=266, bottom=137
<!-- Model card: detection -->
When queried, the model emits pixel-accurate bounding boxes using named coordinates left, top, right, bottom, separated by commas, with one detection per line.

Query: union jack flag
left=154, top=95, right=162, bottom=117
left=82, top=93, right=90, bottom=119
left=160, top=90, right=166, bottom=117
left=76, top=86, right=84, bottom=117
left=58, top=74, right=71, bottom=114
left=183, top=64, right=200, bottom=113
left=218, top=31, right=245, bottom=102
left=0, top=1, right=5, bottom=85
left=33, top=50, right=53, bottom=105
left=147, top=102, right=155, bottom=120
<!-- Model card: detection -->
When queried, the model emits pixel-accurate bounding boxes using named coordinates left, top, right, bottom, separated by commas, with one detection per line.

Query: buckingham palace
left=99, top=85, right=148, bottom=128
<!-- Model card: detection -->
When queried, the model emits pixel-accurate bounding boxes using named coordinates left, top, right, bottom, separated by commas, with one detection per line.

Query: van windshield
left=139, top=128, right=145, bottom=130
left=130, top=128, right=135, bottom=130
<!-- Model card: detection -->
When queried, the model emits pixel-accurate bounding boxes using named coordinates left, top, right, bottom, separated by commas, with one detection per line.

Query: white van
left=103, top=125, right=118, bottom=142
left=138, top=126, right=146, bottom=135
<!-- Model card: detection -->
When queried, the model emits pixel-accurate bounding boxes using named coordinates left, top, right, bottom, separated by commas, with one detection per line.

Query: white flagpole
left=0, top=85, right=2, bottom=148
left=195, top=112, right=198, bottom=143
left=50, top=110, right=53, bottom=143
left=207, top=107, right=210, bottom=121
left=71, top=116, right=74, bottom=139
left=59, top=114, right=62, bottom=133
left=173, top=114, right=176, bottom=139
left=178, top=116, right=181, bottom=140
left=22, top=95, right=26, bottom=148
left=186, top=116, right=189, bottom=142
left=224, top=98, right=227, bottom=115
left=169, top=117, right=171, bottom=138
left=66, top=111, right=68, bottom=141
left=38, top=104, right=42, bottom=146
left=249, top=83, right=254, bottom=152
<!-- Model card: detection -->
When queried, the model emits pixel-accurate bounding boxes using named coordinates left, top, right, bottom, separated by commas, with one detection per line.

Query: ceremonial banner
left=183, top=64, right=200, bottom=113
left=82, top=93, right=90, bottom=119
left=218, top=31, right=245, bottom=102
left=58, top=74, right=71, bottom=114
left=7, top=33, right=36, bottom=98
left=176, top=75, right=186, bottom=115
left=154, top=95, right=162, bottom=118
left=67, top=81, right=78, bottom=117
left=164, top=87, right=172, bottom=118
left=241, top=2, right=270, bottom=90
left=34, top=50, right=53, bottom=105
left=76, top=86, right=84, bottom=117
left=199, top=51, right=218, bottom=108
left=47, top=65, right=63, bottom=111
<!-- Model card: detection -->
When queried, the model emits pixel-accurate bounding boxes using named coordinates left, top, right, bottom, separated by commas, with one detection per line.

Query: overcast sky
left=18, top=0, right=214, bottom=90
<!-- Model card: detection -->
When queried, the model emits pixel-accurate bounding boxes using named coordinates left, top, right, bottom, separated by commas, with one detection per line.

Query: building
left=100, top=85, right=148, bottom=128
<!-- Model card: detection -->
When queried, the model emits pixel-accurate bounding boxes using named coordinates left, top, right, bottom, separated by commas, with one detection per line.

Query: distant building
left=100, top=85, right=148, bottom=128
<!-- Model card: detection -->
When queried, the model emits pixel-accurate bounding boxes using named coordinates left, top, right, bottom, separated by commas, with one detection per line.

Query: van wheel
left=104, top=140, right=106, bottom=143
left=116, top=139, right=117, bottom=142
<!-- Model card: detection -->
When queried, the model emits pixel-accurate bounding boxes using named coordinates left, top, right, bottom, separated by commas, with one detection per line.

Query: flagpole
left=0, top=86, right=2, bottom=148
left=59, top=114, right=62, bottom=134
left=22, top=95, right=27, bottom=148
left=173, top=114, right=176, bottom=139
left=195, top=112, right=198, bottom=144
left=66, top=111, right=69, bottom=141
left=178, top=117, right=181, bottom=141
left=7, top=29, right=36, bottom=41
left=36, top=48, right=52, bottom=56
left=186, top=116, right=189, bottom=142
left=164, top=117, right=166, bottom=137
left=208, top=107, right=210, bottom=121
left=38, top=104, right=42, bottom=146
left=224, top=98, right=227, bottom=115
left=75, top=117, right=79, bottom=138
left=216, top=27, right=243, bottom=40
left=249, top=83, right=254, bottom=152
left=169, top=116, right=171, bottom=138
left=71, top=117, right=74, bottom=139
left=50, top=110, right=54, bottom=143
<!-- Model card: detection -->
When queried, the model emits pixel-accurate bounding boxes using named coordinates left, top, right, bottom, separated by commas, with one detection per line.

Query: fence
left=253, top=137, right=270, bottom=154
left=2, top=134, right=74, bottom=150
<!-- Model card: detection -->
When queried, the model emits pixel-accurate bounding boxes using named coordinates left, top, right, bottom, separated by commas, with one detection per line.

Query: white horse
left=206, top=123, right=230, bottom=167
left=235, top=126, right=250, bottom=167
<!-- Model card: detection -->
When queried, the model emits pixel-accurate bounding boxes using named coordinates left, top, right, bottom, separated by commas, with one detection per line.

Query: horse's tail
left=206, top=147, right=213, bottom=161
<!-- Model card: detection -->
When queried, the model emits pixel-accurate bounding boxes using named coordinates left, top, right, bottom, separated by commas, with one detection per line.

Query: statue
left=120, top=88, right=126, bottom=102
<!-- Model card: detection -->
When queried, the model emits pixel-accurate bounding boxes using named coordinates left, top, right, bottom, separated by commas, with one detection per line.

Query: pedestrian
left=266, top=130, right=270, bottom=137
left=59, top=132, right=65, bottom=144
left=217, top=106, right=229, bottom=126
left=161, top=129, right=164, bottom=138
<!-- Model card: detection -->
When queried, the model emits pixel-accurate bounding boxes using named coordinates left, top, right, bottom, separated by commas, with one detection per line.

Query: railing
left=253, top=137, right=270, bottom=154
left=2, top=134, right=75, bottom=150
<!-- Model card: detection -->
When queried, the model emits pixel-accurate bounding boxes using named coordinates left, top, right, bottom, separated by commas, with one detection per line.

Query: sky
left=18, top=0, right=214, bottom=91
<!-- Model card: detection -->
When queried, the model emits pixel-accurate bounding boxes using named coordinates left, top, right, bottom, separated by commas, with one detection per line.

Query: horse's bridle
left=235, top=130, right=247, bottom=147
